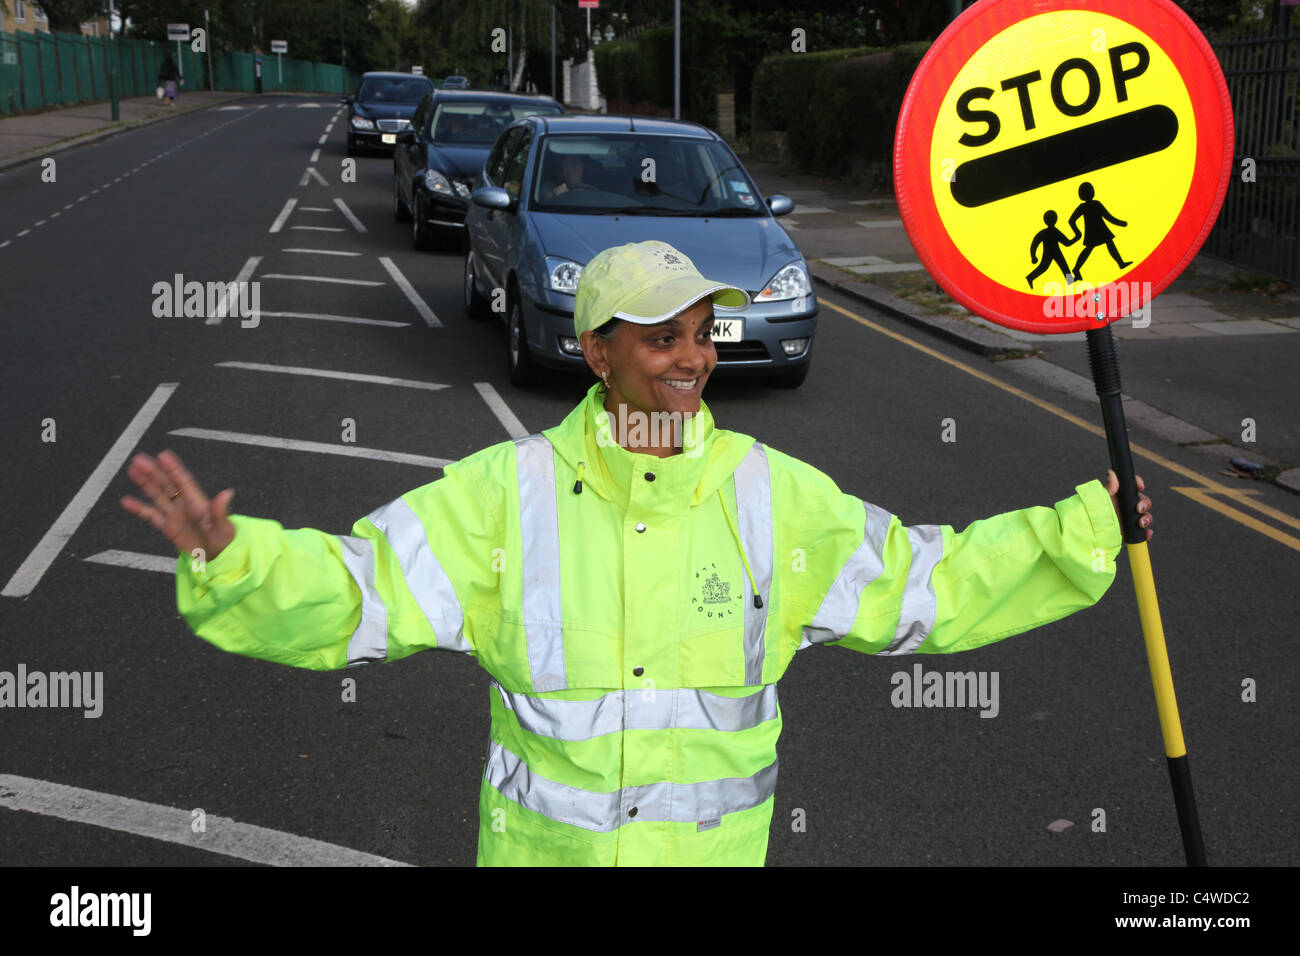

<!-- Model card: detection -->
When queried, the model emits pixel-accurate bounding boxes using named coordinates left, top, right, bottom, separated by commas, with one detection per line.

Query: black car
left=344, top=72, right=434, bottom=156
left=393, top=90, right=563, bottom=250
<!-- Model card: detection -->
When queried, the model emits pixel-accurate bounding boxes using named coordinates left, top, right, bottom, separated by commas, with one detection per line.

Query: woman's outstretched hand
left=1104, top=469, right=1153, bottom=541
left=120, top=450, right=237, bottom=563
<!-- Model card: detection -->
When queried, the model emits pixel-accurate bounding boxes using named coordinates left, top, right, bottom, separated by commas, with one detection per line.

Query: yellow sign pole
left=1087, top=323, right=1206, bottom=866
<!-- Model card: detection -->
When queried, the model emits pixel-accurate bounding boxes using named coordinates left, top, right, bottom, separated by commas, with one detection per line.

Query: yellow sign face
left=930, top=10, right=1196, bottom=296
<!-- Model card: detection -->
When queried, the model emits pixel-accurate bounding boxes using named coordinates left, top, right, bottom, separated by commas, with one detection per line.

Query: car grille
left=376, top=118, right=410, bottom=132
left=714, top=341, right=771, bottom=362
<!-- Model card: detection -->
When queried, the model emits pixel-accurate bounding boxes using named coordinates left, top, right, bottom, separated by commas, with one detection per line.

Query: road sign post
left=271, top=40, right=287, bottom=89
left=166, top=23, right=189, bottom=94
left=895, top=0, right=1233, bottom=867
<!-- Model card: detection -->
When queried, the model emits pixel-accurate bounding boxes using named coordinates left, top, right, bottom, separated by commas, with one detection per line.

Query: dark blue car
left=344, top=72, right=434, bottom=157
left=392, top=90, right=564, bottom=250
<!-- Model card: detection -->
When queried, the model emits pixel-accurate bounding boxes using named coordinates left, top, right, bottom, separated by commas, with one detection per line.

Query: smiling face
left=580, top=297, right=717, bottom=454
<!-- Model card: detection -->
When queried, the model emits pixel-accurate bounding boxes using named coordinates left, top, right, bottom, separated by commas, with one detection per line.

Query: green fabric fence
left=0, top=28, right=353, bottom=116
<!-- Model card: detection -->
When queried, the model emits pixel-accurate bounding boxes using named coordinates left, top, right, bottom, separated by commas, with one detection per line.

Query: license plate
left=381, top=133, right=396, bottom=144
left=711, top=317, right=743, bottom=342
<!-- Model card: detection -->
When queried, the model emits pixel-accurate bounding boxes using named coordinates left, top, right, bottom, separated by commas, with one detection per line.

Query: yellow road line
left=823, top=298, right=1299, bottom=547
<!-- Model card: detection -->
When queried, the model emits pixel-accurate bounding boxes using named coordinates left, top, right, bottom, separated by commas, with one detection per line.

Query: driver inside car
left=546, top=154, right=591, bottom=198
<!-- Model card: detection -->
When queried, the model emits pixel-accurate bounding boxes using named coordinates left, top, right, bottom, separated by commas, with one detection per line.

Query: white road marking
left=261, top=273, right=384, bottom=286
left=49, top=212, right=60, bottom=218
left=16, top=229, right=30, bottom=236
left=0, top=240, right=10, bottom=248
left=298, top=166, right=328, bottom=187
left=0, top=774, right=411, bottom=867
left=475, top=383, right=528, bottom=438
left=856, top=218, right=904, bottom=228
left=63, top=203, right=73, bottom=210
left=290, top=225, right=344, bottom=231
left=2, top=384, right=177, bottom=598
left=298, top=206, right=333, bottom=212
left=168, top=428, right=451, bottom=469
left=318, top=133, right=328, bottom=145
left=217, top=361, right=448, bottom=390
left=310, top=148, right=321, bottom=163
left=333, top=197, right=367, bottom=233
left=255, top=310, right=409, bottom=328
left=268, top=197, right=297, bottom=233
left=206, top=256, right=262, bottom=326
left=378, top=256, right=440, bottom=327
left=34, top=219, right=45, bottom=226
left=214, top=105, right=245, bottom=110
left=85, top=549, right=176, bottom=573
left=283, top=247, right=360, bottom=255
left=77, top=195, right=87, bottom=201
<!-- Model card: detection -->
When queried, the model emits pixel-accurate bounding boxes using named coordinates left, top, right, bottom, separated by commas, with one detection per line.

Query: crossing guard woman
left=121, top=240, right=1153, bottom=866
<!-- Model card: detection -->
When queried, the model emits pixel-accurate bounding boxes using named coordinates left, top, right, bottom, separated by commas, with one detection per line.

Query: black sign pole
left=1085, top=321, right=1207, bottom=866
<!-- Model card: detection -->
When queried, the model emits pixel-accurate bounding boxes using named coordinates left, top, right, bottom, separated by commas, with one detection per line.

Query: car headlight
left=350, top=116, right=375, bottom=131
left=452, top=179, right=472, bottom=200
left=546, top=258, right=583, bottom=295
left=755, top=263, right=811, bottom=301
left=424, top=168, right=453, bottom=195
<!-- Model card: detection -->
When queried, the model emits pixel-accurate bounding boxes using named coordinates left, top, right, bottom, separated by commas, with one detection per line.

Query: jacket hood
left=542, top=382, right=755, bottom=511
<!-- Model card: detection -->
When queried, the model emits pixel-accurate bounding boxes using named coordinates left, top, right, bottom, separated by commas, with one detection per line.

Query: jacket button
left=634, top=522, right=646, bottom=533
left=633, top=666, right=644, bottom=677
left=629, top=807, right=638, bottom=817
left=644, top=472, right=655, bottom=481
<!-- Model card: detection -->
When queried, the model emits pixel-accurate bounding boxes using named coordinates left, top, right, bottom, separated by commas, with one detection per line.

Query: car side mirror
left=767, top=195, right=795, bottom=217
left=472, top=186, right=513, bottom=211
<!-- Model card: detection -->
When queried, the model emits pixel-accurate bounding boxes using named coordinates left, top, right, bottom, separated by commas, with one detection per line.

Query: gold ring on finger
left=170, top=490, right=182, bottom=501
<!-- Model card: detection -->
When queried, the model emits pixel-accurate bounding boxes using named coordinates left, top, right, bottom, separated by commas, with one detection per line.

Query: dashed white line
left=283, top=247, right=360, bottom=255
left=85, top=549, right=177, bottom=573
left=16, top=229, right=30, bottom=236
left=310, top=148, right=321, bottom=163
left=298, top=166, right=328, bottom=187
left=289, top=225, right=345, bottom=231
left=2, top=383, right=177, bottom=598
left=333, top=197, right=367, bottom=233
left=0, top=240, right=11, bottom=248
left=317, top=134, right=328, bottom=145
left=255, top=310, right=410, bottom=328
left=475, top=382, right=529, bottom=438
left=379, top=256, right=440, bottom=327
left=217, top=361, right=448, bottom=390
left=50, top=212, right=60, bottom=219
left=34, top=220, right=46, bottom=227
left=268, top=197, right=297, bottom=233
left=77, top=195, right=88, bottom=201
left=0, top=774, right=411, bottom=867
left=63, top=203, right=73, bottom=210
left=168, top=428, right=452, bottom=469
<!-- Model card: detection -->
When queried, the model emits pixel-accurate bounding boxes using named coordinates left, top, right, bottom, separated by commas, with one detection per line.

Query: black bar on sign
left=950, top=105, right=1179, bottom=208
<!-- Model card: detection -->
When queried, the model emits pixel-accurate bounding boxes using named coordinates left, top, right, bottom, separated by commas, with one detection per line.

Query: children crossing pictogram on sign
left=1067, top=181, right=1133, bottom=282
left=1026, top=210, right=1078, bottom=289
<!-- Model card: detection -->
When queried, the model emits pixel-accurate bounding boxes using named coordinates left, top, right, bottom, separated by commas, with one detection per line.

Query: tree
left=33, top=0, right=105, bottom=33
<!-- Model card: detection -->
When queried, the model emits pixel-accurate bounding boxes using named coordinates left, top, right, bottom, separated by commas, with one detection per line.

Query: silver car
left=462, top=115, right=817, bottom=387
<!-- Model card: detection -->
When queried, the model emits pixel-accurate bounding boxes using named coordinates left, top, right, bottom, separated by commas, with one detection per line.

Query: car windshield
left=431, top=102, right=562, bottom=145
left=357, top=77, right=432, bottom=104
left=529, top=134, right=765, bottom=216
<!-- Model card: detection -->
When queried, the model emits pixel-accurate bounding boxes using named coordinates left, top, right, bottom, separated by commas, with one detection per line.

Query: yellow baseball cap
left=573, top=240, right=750, bottom=338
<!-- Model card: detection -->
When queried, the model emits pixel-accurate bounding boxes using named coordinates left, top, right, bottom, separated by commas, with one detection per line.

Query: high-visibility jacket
left=176, top=381, right=1123, bottom=866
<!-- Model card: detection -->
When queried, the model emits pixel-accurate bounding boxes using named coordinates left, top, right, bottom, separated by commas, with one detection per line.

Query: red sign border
left=894, top=0, right=1235, bottom=334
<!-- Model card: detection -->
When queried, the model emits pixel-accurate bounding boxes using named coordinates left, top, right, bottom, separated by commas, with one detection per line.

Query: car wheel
left=411, top=193, right=431, bottom=250
left=464, top=246, right=489, bottom=320
left=393, top=174, right=411, bottom=222
left=767, top=361, right=811, bottom=389
left=507, top=295, right=537, bottom=386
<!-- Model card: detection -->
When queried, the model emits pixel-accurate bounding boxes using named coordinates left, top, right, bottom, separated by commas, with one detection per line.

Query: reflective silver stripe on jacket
left=733, top=442, right=773, bottom=685
left=365, top=495, right=469, bottom=653
left=338, top=535, right=388, bottom=665
left=493, top=681, right=779, bottom=741
left=876, top=524, right=944, bottom=655
left=485, top=740, right=779, bottom=832
left=515, top=435, right=567, bottom=692
left=799, top=498, right=895, bottom=650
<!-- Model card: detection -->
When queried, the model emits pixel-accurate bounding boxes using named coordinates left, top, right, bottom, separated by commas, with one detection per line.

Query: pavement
left=1, top=95, right=1295, bottom=492
left=741, top=157, right=1300, bottom=495
left=0, top=91, right=259, bottom=173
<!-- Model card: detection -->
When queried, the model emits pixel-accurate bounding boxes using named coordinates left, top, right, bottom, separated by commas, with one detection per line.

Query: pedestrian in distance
left=120, top=240, right=1154, bottom=867
left=1026, top=209, right=1077, bottom=290
left=1067, top=181, right=1133, bottom=282
left=157, top=55, right=181, bottom=107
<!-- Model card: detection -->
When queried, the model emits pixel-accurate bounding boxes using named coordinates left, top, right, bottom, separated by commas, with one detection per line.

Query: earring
left=601, top=372, right=609, bottom=386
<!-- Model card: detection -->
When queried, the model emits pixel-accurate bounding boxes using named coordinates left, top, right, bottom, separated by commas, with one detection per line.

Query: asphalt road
left=0, top=96, right=1296, bottom=869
